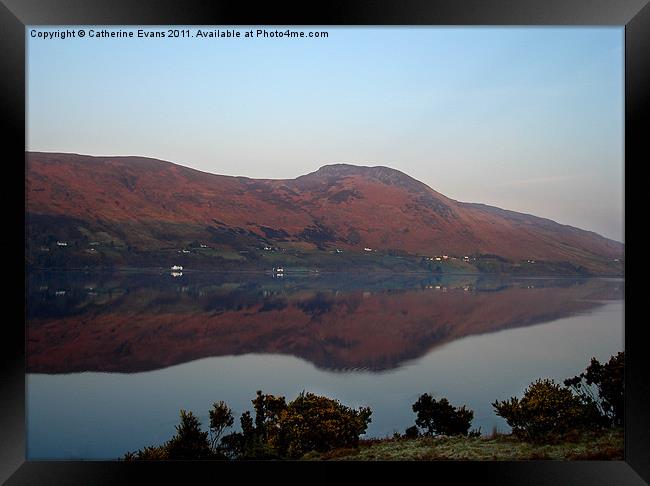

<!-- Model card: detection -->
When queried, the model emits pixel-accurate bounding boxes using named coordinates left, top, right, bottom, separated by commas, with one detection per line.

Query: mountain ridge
left=25, top=151, right=624, bottom=275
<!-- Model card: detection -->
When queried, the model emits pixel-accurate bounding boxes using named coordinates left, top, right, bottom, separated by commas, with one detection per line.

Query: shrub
left=404, top=425, right=420, bottom=439
left=273, top=391, right=372, bottom=458
left=123, top=445, right=169, bottom=461
left=564, top=352, right=624, bottom=427
left=412, top=394, right=474, bottom=436
left=492, top=379, right=603, bottom=441
left=227, top=391, right=287, bottom=459
left=165, top=409, right=214, bottom=459
left=208, top=401, right=234, bottom=450
left=124, top=409, right=214, bottom=460
left=124, top=390, right=372, bottom=460
left=252, top=390, right=287, bottom=441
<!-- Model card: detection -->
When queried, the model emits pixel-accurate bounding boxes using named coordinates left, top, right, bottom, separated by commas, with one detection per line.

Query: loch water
left=26, top=270, right=623, bottom=459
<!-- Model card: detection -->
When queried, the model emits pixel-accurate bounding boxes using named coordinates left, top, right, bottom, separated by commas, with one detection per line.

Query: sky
left=26, top=27, right=624, bottom=242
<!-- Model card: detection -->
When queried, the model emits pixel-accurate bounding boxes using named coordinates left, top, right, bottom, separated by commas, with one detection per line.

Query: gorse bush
left=224, top=390, right=372, bottom=459
left=123, top=445, right=168, bottom=461
left=219, top=391, right=287, bottom=459
left=412, top=394, right=474, bottom=436
left=207, top=401, right=234, bottom=458
left=564, top=352, right=624, bottom=427
left=491, top=352, right=624, bottom=443
left=208, top=401, right=234, bottom=446
left=166, top=410, right=213, bottom=459
left=124, top=410, right=216, bottom=461
left=492, top=379, right=604, bottom=442
left=274, top=391, right=372, bottom=458
left=124, top=390, right=372, bottom=460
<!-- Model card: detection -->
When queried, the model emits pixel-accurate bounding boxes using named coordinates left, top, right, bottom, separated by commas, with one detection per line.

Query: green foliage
left=492, top=379, right=604, bottom=442
left=208, top=401, right=234, bottom=450
left=218, top=431, right=245, bottom=459
left=251, top=390, right=287, bottom=441
left=166, top=409, right=213, bottom=459
left=123, top=445, right=169, bottom=461
left=272, top=391, right=372, bottom=458
left=564, top=352, right=624, bottom=427
left=221, top=390, right=372, bottom=459
left=412, top=394, right=474, bottom=436
left=223, top=391, right=286, bottom=459
left=123, top=409, right=215, bottom=461
left=240, top=410, right=254, bottom=437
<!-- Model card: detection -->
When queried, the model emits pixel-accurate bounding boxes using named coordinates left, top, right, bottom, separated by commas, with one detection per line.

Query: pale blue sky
left=26, top=27, right=624, bottom=241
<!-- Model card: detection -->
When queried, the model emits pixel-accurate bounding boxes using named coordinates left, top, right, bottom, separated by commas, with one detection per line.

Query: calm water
left=26, top=271, right=623, bottom=459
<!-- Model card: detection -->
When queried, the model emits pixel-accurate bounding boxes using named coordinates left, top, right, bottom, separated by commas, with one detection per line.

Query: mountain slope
left=25, top=152, right=624, bottom=274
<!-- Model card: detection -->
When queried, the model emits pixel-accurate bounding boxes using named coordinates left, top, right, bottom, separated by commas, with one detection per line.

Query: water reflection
left=27, top=271, right=622, bottom=374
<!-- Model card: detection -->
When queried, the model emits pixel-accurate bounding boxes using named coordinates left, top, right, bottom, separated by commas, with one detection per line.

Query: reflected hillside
left=27, top=272, right=623, bottom=373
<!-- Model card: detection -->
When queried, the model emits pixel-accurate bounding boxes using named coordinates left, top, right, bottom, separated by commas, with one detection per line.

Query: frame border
left=2, top=1, right=648, bottom=484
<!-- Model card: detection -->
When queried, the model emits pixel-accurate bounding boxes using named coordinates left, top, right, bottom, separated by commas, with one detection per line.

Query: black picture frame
left=2, top=0, right=648, bottom=484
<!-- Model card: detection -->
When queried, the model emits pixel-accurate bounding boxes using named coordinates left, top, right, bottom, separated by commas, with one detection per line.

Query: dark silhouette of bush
left=252, top=390, right=287, bottom=440
left=123, top=445, right=169, bottom=461
left=208, top=401, right=234, bottom=451
left=492, top=379, right=604, bottom=442
left=218, top=431, right=245, bottom=460
left=564, top=351, right=624, bottom=427
left=217, top=390, right=373, bottom=459
left=124, top=409, right=215, bottom=460
left=123, top=390, right=372, bottom=460
left=404, top=425, right=420, bottom=439
left=166, top=409, right=214, bottom=459
left=412, top=394, right=474, bottom=436
left=223, top=391, right=286, bottom=459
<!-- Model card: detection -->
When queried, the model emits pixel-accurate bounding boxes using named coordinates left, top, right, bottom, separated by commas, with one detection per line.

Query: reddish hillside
left=26, top=152, right=623, bottom=273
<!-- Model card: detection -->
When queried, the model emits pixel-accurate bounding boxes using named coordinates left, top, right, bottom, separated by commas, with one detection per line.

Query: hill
left=26, top=152, right=624, bottom=274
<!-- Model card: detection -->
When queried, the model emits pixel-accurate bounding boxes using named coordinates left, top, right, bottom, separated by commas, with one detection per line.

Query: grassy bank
left=302, top=429, right=623, bottom=461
